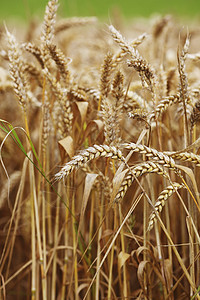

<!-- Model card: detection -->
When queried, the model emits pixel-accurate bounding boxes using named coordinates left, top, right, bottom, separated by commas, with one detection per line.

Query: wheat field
left=0, top=0, right=200, bottom=299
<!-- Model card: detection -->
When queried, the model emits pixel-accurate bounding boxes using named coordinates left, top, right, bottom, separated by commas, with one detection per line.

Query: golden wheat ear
left=41, top=0, right=59, bottom=44
left=47, top=43, right=71, bottom=82
left=6, top=28, right=28, bottom=112
left=54, top=145, right=123, bottom=181
left=109, top=25, right=157, bottom=94
left=114, top=161, right=169, bottom=203
left=122, top=142, right=176, bottom=169
left=148, top=182, right=185, bottom=231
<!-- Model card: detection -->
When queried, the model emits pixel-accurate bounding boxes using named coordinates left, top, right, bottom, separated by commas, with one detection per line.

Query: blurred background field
left=1, top=0, right=200, bottom=22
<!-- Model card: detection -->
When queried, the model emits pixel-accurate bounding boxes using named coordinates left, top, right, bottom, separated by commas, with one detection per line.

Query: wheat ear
left=177, top=34, right=190, bottom=144
left=47, top=43, right=71, bottom=82
left=42, top=0, right=58, bottom=44
left=43, top=68, right=73, bottom=136
left=22, top=42, right=44, bottom=68
left=112, top=32, right=148, bottom=68
left=114, top=161, right=168, bottom=203
left=100, top=52, right=113, bottom=98
left=54, top=145, right=123, bottom=181
left=148, top=93, right=180, bottom=122
left=42, top=92, right=50, bottom=155
left=112, top=70, right=124, bottom=101
left=6, top=29, right=28, bottom=112
left=109, top=25, right=157, bottom=92
left=164, top=151, right=200, bottom=166
left=23, top=62, right=43, bottom=87
left=148, top=183, right=184, bottom=231
left=122, top=142, right=176, bottom=169
left=190, top=100, right=200, bottom=131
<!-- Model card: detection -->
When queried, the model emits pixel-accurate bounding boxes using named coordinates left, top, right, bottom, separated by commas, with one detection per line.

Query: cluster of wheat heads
left=1, top=0, right=200, bottom=298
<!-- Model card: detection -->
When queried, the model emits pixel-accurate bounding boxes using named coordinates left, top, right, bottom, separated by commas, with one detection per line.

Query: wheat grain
left=67, top=88, right=87, bottom=102
left=187, top=52, right=200, bottom=61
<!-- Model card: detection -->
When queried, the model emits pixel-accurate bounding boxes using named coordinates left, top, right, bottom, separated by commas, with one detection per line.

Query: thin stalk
left=23, top=110, right=31, bottom=150
left=88, top=191, right=95, bottom=262
left=186, top=216, right=195, bottom=298
left=61, top=178, right=70, bottom=300
left=143, top=181, right=148, bottom=299
left=107, top=204, right=117, bottom=299
left=51, top=183, right=61, bottom=300
left=95, top=191, right=104, bottom=300
left=164, top=197, right=174, bottom=299
left=192, top=124, right=200, bottom=286
left=42, top=191, right=47, bottom=299
left=72, top=192, right=78, bottom=300
left=29, top=153, right=46, bottom=299
left=45, top=143, right=53, bottom=245
left=31, top=173, right=36, bottom=300
left=119, top=203, right=128, bottom=299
